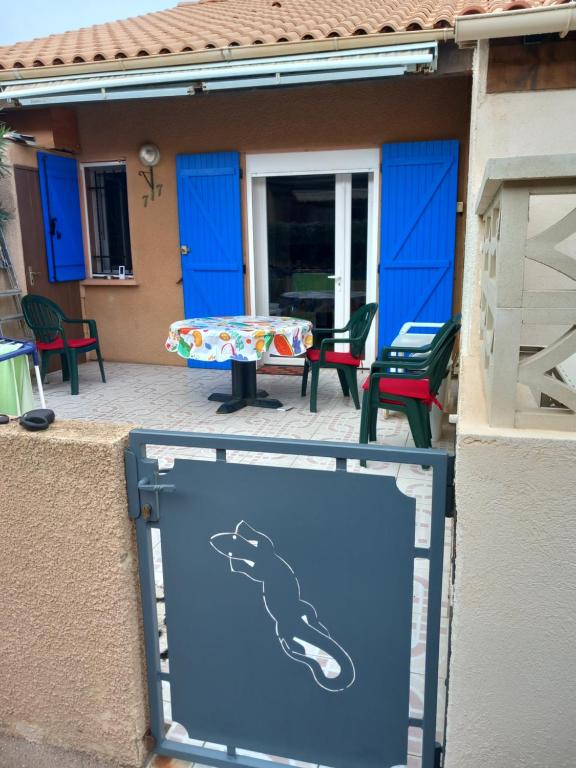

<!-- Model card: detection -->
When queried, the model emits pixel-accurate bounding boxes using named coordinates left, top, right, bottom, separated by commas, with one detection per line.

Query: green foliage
left=0, top=123, right=10, bottom=229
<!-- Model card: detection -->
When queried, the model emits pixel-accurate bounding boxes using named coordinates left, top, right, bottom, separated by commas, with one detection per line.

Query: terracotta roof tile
left=0, top=0, right=567, bottom=71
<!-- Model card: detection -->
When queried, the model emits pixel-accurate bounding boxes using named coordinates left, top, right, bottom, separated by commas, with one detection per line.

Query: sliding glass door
left=248, top=150, right=378, bottom=366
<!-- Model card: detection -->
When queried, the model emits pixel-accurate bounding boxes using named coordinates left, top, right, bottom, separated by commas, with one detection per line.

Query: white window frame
left=245, top=149, right=380, bottom=366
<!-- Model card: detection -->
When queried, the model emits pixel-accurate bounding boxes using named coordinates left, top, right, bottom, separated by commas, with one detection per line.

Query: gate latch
left=138, top=480, right=175, bottom=493
left=136, top=478, right=175, bottom=522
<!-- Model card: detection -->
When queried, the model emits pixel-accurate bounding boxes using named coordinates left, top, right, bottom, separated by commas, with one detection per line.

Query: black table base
left=208, top=360, right=283, bottom=414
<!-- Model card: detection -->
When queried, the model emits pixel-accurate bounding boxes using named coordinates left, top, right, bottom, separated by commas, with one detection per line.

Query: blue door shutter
left=176, top=151, right=245, bottom=369
left=379, top=140, right=459, bottom=348
left=37, top=152, right=86, bottom=282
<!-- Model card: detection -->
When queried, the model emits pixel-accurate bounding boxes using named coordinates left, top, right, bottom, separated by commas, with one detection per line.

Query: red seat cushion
left=37, top=337, right=97, bottom=351
left=306, top=349, right=361, bottom=366
left=362, top=376, right=442, bottom=408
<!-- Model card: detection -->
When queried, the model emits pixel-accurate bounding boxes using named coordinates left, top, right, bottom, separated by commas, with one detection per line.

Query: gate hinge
left=446, top=483, right=455, bottom=518
left=125, top=448, right=176, bottom=521
left=446, top=454, right=456, bottom=519
left=125, top=449, right=142, bottom=520
left=434, top=742, right=443, bottom=768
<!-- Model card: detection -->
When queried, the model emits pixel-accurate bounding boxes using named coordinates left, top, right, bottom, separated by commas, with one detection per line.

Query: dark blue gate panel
left=127, top=433, right=451, bottom=768
left=162, top=461, right=413, bottom=768
left=176, top=152, right=245, bottom=369
left=37, top=152, right=86, bottom=282
left=379, top=140, right=459, bottom=347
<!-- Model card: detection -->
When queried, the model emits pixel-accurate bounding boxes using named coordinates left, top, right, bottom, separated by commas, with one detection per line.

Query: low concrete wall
left=0, top=421, right=149, bottom=767
left=445, top=355, right=576, bottom=768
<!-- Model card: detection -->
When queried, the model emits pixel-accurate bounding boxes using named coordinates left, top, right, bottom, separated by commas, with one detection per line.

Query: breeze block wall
left=0, top=420, right=148, bottom=767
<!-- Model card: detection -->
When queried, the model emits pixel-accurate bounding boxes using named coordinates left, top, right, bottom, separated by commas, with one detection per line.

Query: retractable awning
left=0, top=42, right=437, bottom=106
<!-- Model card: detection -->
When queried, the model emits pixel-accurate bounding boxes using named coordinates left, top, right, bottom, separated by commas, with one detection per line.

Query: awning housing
left=0, top=42, right=437, bottom=106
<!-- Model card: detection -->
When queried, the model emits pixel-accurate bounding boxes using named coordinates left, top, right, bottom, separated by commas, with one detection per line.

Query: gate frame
left=125, top=429, right=454, bottom=768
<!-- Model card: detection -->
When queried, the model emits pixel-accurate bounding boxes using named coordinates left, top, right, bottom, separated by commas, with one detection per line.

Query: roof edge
left=0, top=28, right=454, bottom=83
left=456, top=3, right=576, bottom=42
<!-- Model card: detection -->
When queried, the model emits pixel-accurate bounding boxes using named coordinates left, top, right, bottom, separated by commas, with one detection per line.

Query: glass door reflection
left=266, top=174, right=336, bottom=329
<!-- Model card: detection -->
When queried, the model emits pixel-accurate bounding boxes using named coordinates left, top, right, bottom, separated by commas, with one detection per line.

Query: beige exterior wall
left=447, top=39, right=576, bottom=768
left=446, top=357, right=576, bottom=768
left=460, top=40, right=576, bottom=357
left=68, top=75, right=471, bottom=365
left=0, top=421, right=148, bottom=767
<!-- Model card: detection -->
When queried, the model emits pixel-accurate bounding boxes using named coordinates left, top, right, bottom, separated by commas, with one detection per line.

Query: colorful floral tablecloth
left=166, top=316, right=313, bottom=363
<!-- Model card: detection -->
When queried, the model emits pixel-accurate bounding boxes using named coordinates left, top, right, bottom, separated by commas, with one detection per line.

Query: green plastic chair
left=359, top=316, right=461, bottom=452
left=22, top=294, right=105, bottom=396
left=379, top=313, right=461, bottom=363
left=301, top=302, right=378, bottom=413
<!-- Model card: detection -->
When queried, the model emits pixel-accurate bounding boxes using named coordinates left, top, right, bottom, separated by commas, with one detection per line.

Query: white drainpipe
left=456, top=3, right=576, bottom=43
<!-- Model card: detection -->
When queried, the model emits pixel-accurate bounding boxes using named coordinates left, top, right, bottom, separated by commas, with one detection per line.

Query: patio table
left=166, top=315, right=313, bottom=414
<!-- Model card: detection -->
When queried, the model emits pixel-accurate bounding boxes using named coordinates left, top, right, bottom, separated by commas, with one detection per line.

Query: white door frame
left=246, top=149, right=380, bottom=366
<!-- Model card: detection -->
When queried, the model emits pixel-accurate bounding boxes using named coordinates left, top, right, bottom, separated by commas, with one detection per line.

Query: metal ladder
left=0, top=227, right=30, bottom=338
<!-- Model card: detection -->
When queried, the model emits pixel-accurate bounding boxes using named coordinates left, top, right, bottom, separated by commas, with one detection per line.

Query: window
left=84, top=163, right=133, bottom=277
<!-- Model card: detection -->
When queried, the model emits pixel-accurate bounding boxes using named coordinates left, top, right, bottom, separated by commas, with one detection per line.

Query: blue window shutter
left=37, top=152, right=86, bottom=282
left=379, top=140, right=459, bottom=348
left=176, top=151, right=245, bottom=369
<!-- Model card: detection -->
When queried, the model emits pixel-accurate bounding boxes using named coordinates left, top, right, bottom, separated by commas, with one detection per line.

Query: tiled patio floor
left=42, top=362, right=455, bottom=768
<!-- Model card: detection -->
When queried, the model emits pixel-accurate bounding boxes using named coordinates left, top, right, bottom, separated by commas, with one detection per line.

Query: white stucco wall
left=446, top=357, right=576, bottom=768
left=461, top=40, right=576, bottom=356
left=447, top=39, right=576, bottom=768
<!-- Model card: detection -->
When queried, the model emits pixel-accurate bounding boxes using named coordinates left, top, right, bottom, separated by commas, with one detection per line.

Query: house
left=0, top=0, right=479, bottom=367
left=0, top=2, right=575, bottom=768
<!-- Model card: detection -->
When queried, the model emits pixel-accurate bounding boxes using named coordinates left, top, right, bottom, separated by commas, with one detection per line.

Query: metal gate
left=125, top=430, right=454, bottom=768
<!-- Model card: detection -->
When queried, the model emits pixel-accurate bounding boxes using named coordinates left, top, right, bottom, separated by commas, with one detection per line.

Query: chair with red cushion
left=301, top=303, right=378, bottom=413
left=22, top=294, right=105, bottom=396
left=359, top=316, right=460, bottom=451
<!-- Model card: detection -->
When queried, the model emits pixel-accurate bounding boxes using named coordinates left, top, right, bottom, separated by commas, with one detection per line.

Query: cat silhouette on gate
left=210, top=520, right=356, bottom=692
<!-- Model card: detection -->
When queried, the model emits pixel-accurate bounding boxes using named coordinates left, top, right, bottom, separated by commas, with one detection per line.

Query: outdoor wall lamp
left=138, top=143, right=161, bottom=201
